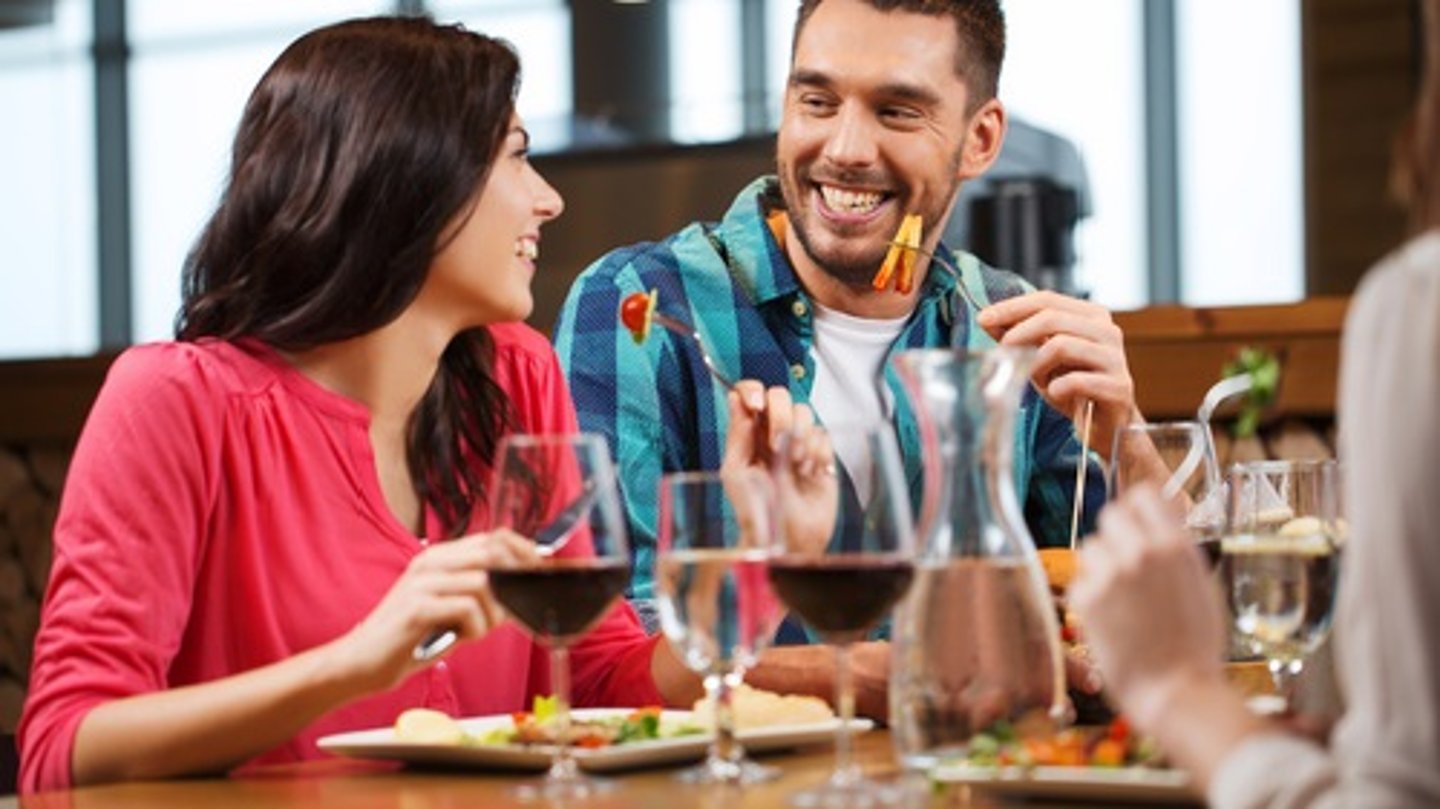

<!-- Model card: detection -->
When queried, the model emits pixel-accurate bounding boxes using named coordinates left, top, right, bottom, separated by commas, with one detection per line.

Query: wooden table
left=4, top=729, right=1199, bottom=809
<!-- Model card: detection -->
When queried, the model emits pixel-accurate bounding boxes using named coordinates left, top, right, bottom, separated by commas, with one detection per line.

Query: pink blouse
left=19, top=322, right=663, bottom=793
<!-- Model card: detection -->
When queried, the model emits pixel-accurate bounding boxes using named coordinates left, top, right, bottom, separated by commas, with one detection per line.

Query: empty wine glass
left=1110, top=421, right=1224, bottom=563
left=655, top=469, right=783, bottom=784
left=1221, top=459, right=1343, bottom=708
left=768, top=422, right=916, bottom=807
left=486, top=433, right=631, bottom=800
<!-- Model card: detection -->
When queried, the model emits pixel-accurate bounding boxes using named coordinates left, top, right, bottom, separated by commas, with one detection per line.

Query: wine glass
left=1221, top=459, right=1343, bottom=708
left=768, top=422, right=916, bottom=807
left=486, top=432, right=631, bottom=800
left=1110, top=421, right=1224, bottom=563
left=655, top=469, right=783, bottom=784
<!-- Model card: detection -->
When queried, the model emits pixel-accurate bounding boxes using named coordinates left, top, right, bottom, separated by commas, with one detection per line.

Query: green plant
left=1220, top=346, right=1280, bottom=438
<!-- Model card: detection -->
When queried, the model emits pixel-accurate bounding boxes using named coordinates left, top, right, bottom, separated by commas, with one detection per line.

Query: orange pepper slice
left=873, top=214, right=923, bottom=293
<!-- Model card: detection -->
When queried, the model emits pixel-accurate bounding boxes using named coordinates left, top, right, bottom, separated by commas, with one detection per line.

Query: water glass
left=655, top=469, right=782, bottom=784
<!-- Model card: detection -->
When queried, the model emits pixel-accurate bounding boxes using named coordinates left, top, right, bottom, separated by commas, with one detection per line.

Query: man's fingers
left=1064, top=646, right=1104, bottom=694
left=765, top=386, right=796, bottom=453
left=733, top=379, right=767, bottom=414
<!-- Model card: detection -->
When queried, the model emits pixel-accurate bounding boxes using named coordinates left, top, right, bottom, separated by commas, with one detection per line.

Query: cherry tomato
left=619, top=291, right=656, bottom=343
left=1107, top=716, right=1130, bottom=743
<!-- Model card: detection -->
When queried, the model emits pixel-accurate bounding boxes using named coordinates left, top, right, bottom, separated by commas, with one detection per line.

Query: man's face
left=777, top=0, right=980, bottom=288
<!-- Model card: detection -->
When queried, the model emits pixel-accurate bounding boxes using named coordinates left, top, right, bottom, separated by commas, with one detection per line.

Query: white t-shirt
left=807, top=299, right=908, bottom=504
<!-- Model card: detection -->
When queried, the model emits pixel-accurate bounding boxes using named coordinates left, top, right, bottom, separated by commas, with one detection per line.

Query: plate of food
left=319, top=689, right=871, bottom=773
left=929, top=719, right=1199, bottom=805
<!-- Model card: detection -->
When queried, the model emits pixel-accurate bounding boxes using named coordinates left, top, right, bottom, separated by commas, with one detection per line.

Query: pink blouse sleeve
left=18, top=345, right=225, bottom=793
left=489, top=324, right=666, bottom=708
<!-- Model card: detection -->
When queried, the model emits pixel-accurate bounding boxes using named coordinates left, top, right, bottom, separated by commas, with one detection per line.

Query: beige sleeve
left=1209, top=232, right=1440, bottom=808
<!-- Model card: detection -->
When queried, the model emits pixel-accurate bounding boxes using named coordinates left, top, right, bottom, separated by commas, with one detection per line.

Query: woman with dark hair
left=17, top=17, right=697, bottom=793
left=1067, top=2, right=1440, bottom=805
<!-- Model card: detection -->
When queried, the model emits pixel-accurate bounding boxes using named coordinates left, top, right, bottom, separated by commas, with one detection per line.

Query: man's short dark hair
left=793, top=0, right=1006, bottom=109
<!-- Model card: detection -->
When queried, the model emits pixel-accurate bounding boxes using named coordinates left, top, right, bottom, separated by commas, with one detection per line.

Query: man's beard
left=788, top=221, right=888, bottom=288
left=776, top=160, right=961, bottom=290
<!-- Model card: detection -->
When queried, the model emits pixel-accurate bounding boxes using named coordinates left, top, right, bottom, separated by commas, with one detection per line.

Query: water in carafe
left=889, top=347, right=1068, bottom=769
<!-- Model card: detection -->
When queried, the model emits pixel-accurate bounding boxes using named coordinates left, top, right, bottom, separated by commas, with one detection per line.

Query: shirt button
left=790, top=364, right=806, bottom=380
left=791, top=300, right=808, bottom=318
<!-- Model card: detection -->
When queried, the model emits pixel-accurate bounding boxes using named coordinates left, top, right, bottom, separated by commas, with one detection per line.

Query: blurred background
left=0, top=0, right=1419, bottom=760
left=0, top=0, right=1415, bottom=358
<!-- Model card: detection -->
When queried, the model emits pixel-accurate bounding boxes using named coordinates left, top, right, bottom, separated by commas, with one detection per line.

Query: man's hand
left=979, top=291, right=1139, bottom=461
left=724, top=381, right=838, bottom=554
left=1065, top=643, right=1105, bottom=696
left=748, top=640, right=891, bottom=722
left=849, top=640, right=891, bottom=721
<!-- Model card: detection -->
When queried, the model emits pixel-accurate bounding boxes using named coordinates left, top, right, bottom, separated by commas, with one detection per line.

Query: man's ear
left=957, top=98, right=1007, bottom=182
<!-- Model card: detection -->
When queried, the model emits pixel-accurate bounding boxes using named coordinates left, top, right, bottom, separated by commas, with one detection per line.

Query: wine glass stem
left=1269, top=658, right=1300, bottom=709
left=831, top=642, right=860, bottom=787
left=548, top=643, right=579, bottom=782
left=707, top=669, right=742, bottom=767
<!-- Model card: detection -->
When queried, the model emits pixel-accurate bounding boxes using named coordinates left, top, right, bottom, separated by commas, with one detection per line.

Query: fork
left=889, top=241, right=1098, bottom=548
left=650, top=311, right=738, bottom=392
left=887, top=240, right=986, bottom=315
left=1197, top=372, right=1254, bottom=428
left=411, top=480, right=600, bottom=662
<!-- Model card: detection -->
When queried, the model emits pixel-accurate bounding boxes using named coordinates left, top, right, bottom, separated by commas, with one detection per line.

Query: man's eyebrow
left=875, top=82, right=942, bottom=108
left=789, top=69, right=943, bottom=108
left=789, top=68, right=833, bottom=89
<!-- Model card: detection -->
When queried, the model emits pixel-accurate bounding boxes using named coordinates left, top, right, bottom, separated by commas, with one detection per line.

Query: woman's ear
left=957, top=98, right=1007, bottom=182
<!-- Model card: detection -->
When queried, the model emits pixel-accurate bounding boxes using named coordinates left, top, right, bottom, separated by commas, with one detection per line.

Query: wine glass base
left=789, top=777, right=905, bottom=808
left=511, top=773, right=612, bottom=802
left=675, top=756, right=779, bottom=785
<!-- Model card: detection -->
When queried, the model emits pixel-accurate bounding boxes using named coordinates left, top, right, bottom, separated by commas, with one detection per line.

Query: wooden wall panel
left=1304, top=0, right=1419, bottom=295
left=1114, top=297, right=1348, bottom=421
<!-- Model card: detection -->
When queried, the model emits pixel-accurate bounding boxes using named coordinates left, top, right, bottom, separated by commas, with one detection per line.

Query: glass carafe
left=889, top=347, right=1068, bottom=770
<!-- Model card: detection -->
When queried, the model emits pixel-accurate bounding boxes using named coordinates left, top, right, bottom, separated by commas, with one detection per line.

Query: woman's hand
left=1067, top=485, right=1228, bottom=728
left=330, top=529, right=539, bottom=692
left=979, top=291, right=1139, bottom=461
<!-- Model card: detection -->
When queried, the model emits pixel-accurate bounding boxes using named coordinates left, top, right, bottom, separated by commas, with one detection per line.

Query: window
left=429, top=1, right=571, bottom=153
left=127, top=1, right=393, bottom=343
left=1177, top=0, right=1303, bottom=305
left=669, top=0, right=743, bottom=143
left=0, top=0, right=95, bottom=359
left=0, top=0, right=1310, bottom=358
left=998, top=0, right=1148, bottom=310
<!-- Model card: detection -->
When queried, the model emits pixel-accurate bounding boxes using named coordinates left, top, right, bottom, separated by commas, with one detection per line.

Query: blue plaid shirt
left=554, top=177, right=1103, bottom=602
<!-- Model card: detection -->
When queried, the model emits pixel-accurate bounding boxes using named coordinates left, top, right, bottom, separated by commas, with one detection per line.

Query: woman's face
left=419, top=114, right=564, bottom=329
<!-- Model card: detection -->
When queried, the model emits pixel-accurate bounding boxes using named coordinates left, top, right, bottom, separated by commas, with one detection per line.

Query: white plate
left=318, top=709, right=873, bottom=773
left=931, top=762, right=1198, bottom=804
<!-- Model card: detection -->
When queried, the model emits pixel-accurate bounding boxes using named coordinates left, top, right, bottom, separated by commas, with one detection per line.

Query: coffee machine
left=941, top=118, right=1089, bottom=297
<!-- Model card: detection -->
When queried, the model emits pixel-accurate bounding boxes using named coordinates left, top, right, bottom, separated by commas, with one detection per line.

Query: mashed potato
left=393, top=707, right=467, bottom=745
left=691, top=684, right=834, bottom=729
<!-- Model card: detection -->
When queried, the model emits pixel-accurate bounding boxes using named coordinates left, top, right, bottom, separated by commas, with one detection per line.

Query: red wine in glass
left=767, top=555, right=914, bottom=641
left=489, top=558, right=630, bottom=643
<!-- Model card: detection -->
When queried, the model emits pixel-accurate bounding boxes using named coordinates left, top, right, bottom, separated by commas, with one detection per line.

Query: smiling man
left=554, top=0, right=1137, bottom=634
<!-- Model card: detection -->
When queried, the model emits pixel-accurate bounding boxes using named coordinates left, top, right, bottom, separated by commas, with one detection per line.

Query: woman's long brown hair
left=1393, top=0, right=1440, bottom=232
left=176, top=17, right=521, bottom=537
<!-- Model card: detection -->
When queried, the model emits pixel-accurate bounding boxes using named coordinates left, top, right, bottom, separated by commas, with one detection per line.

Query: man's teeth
left=820, top=185, right=884, bottom=214
left=516, top=240, right=538, bottom=260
